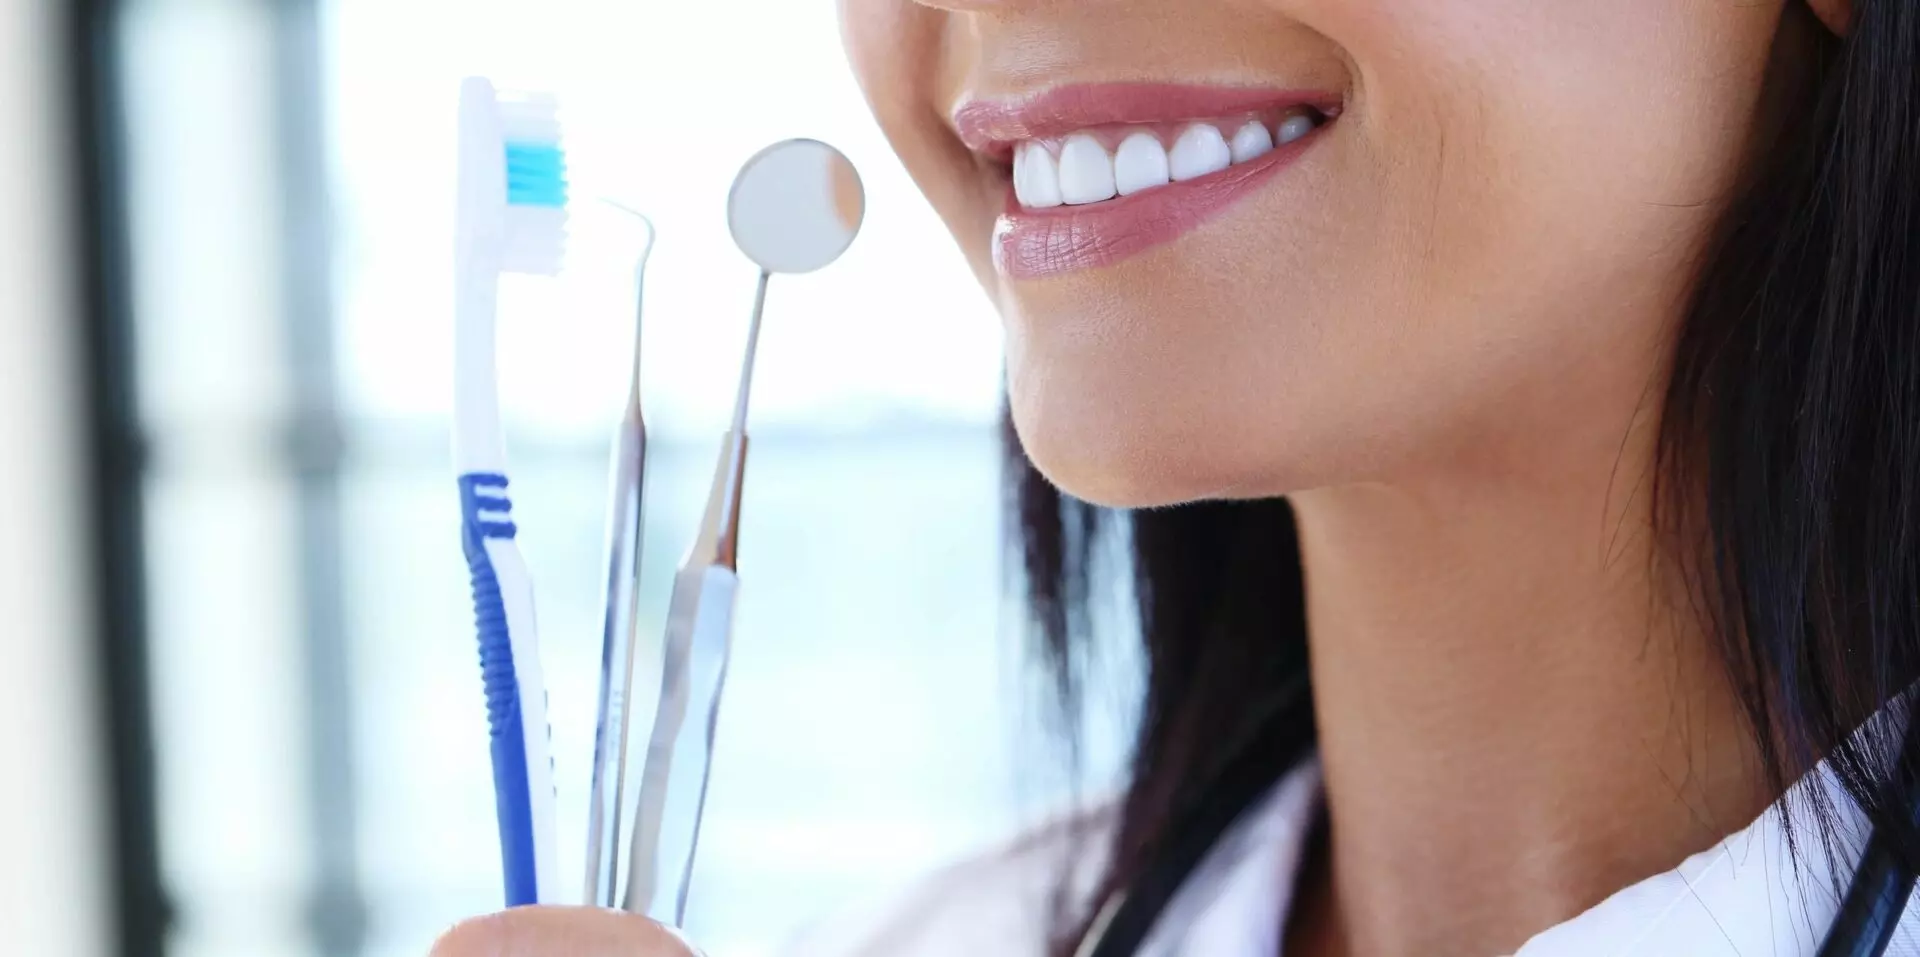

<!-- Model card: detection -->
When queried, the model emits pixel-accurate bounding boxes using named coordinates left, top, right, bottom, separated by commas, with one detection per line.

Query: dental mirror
left=727, top=138, right=865, bottom=275
left=619, top=140, right=866, bottom=925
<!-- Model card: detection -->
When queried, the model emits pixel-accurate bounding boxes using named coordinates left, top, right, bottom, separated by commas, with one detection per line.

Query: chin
left=1007, top=353, right=1405, bottom=509
left=1023, top=447, right=1203, bottom=511
left=1009, top=387, right=1288, bottom=510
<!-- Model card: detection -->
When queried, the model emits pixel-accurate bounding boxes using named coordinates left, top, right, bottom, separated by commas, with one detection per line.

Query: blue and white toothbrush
left=453, top=75, right=568, bottom=908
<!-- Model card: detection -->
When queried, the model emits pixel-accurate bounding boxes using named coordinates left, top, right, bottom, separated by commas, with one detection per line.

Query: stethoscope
left=1080, top=682, right=1920, bottom=957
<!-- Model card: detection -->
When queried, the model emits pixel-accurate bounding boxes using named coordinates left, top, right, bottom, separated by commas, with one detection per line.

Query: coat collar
left=1514, top=757, right=1883, bottom=956
left=1142, top=753, right=1910, bottom=957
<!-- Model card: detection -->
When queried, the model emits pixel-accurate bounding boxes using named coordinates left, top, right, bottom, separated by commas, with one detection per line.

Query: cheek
left=1291, top=0, right=1782, bottom=447
left=840, top=0, right=925, bottom=126
left=840, top=1, right=999, bottom=283
left=1336, top=0, right=1778, bottom=307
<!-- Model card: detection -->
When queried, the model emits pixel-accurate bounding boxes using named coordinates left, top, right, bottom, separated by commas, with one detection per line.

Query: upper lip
left=951, top=83, right=1342, bottom=161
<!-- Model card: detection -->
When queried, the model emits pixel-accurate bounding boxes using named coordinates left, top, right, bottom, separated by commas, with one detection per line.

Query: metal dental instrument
left=621, top=139, right=866, bottom=925
left=584, top=202, right=656, bottom=908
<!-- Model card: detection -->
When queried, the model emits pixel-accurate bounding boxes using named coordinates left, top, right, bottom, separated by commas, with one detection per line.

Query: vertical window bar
left=63, top=0, right=169, bottom=954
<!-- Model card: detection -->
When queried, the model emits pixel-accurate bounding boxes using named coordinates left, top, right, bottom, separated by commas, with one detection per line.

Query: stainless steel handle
left=622, top=562, right=740, bottom=924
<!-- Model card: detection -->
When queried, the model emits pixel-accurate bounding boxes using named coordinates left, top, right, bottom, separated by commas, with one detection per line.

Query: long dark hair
left=1013, top=2, right=1920, bottom=950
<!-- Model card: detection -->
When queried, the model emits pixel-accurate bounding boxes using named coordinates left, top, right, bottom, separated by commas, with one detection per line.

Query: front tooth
left=1014, top=142, right=1064, bottom=209
left=1114, top=133, right=1171, bottom=196
left=1276, top=112, right=1317, bottom=146
left=1230, top=122, right=1274, bottom=163
left=1057, top=134, right=1117, bottom=205
left=1169, top=124, right=1232, bottom=182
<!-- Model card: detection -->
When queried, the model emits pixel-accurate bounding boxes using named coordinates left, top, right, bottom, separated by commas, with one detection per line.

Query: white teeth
left=1114, top=132, right=1171, bottom=196
left=1230, top=122, right=1274, bottom=164
left=1013, top=113, right=1323, bottom=209
left=1169, top=124, right=1232, bottom=182
left=1276, top=112, right=1317, bottom=146
left=1057, top=134, right=1117, bottom=206
left=1013, top=142, right=1064, bottom=209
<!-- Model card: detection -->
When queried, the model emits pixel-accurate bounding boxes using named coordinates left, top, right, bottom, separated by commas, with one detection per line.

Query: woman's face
left=841, top=0, right=1790, bottom=507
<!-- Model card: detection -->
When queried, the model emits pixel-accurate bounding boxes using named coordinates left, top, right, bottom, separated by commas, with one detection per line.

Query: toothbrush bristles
left=495, top=91, right=569, bottom=277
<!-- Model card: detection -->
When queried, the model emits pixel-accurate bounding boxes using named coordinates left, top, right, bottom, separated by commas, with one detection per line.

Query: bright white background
left=327, top=0, right=1004, bottom=438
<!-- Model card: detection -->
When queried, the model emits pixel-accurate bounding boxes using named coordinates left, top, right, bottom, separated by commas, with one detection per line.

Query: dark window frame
left=65, top=0, right=166, bottom=954
left=65, top=0, right=358, bottom=953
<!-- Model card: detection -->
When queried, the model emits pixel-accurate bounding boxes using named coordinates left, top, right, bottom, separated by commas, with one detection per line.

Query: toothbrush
left=583, top=206, right=655, bottom=907
left=452, top=76, right=568, bottom=908
left=622, top=272, right=768, bottom=924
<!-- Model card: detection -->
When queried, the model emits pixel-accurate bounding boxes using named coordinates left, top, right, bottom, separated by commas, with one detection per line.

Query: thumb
left=430, top=906, right=702, bottom=957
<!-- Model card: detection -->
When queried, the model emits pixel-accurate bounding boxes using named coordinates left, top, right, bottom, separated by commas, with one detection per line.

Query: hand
left=431, top=907, right=701, bottom=957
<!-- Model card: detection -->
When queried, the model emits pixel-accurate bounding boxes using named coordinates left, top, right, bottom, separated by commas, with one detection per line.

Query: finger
left=430, top=907, right=700, bottom=957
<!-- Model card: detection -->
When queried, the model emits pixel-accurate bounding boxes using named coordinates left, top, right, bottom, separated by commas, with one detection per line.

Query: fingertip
left=427, top=912, right=503, bottom=957
left=429, top=907, right=698, bottom=957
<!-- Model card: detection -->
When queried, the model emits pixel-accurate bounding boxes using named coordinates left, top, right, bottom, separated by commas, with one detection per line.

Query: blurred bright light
left=325, top=0, right=1005, bottom=439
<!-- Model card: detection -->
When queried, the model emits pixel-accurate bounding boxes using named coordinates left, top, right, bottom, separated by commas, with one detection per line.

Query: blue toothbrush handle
left=459, top=473, right=551, bottom=907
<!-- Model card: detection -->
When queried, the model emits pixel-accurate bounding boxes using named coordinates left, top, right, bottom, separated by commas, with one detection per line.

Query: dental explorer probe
left=583, top=203, right=655, bottom=908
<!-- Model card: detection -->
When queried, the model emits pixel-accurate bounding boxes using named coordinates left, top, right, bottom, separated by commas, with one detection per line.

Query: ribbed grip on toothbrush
left=459, top=472, right=541, bottom=907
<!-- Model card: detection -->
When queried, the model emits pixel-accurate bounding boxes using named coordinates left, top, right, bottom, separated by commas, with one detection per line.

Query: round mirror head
left=727, top=138, right=865, bottom=275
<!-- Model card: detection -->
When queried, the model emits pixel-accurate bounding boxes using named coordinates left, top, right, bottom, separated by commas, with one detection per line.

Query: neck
left=1283, top=405, right=1767, bottom=956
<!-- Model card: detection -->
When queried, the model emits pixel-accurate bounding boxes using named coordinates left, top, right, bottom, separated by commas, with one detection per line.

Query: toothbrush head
left=458, top=77, right=570, bottom=276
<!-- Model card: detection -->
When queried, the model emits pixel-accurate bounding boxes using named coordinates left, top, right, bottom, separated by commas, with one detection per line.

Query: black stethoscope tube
left=1816, top=711, right=1920, bottom=957
left=1818, top=830, right=1917, bottom=957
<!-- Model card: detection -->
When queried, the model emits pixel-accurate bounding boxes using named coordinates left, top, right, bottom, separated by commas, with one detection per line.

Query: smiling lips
left=953, top=84, right=1336, bottom=280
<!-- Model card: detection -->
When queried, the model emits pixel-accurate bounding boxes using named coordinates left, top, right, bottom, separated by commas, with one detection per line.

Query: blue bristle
left=504, top=140, right=568, bottom=208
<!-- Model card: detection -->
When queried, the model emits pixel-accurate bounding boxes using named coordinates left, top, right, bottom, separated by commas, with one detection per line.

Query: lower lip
left=992, top=128, right=1323, bottom=281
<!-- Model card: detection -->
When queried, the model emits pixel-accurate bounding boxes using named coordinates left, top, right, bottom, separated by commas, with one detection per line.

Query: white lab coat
left=785, top=752, right=1920, bottom=956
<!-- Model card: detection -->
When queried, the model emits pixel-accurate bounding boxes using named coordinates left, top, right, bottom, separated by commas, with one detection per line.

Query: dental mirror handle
left=621, top=562, right=738, bottom=925
left=621, top=433, right=747, bottom=924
